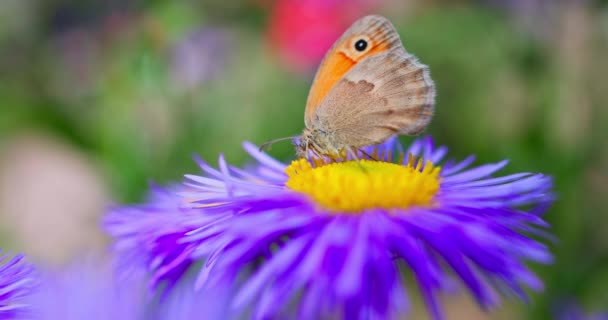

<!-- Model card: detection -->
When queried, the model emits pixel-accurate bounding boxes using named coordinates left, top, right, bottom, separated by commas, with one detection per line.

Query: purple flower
left=25, top=259, right=147, bottom=320
left=21, top=256, right=232, bottom=320
left=169, top=27, right=232, bottom=92
left=556, top=301, right=608, bottom=320
left=105, top=137, right=554, bottom=319
left=105, top=186, right=200, bottom=294
left=0, top=252, right=36, bottom=319
left=150, top=281, right=233, bottom=320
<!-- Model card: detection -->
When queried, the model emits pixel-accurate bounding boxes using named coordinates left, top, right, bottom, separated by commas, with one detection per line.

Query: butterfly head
left=296, top=127, right=346, bottom=159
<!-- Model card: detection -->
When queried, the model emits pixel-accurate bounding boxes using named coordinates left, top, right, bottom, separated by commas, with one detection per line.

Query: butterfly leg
left=357, top=148, right=378, bottom=161
left=346, top=146, right=369, bottom=173
left=305, top=143, right=311, bottom=162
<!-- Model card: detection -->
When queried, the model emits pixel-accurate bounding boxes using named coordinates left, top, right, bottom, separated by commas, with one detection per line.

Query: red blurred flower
left=267, top=0, right=382, bottom=74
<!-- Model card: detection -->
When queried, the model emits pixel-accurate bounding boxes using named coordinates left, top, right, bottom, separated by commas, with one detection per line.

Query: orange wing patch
left=305, top=51, right=356, bottom=120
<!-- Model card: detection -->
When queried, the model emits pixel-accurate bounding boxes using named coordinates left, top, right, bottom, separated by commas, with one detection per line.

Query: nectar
left=285, top=155, right=441, bottom=212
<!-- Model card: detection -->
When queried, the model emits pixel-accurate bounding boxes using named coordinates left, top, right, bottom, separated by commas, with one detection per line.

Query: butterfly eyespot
left=354, top=39, right=368, bottom=52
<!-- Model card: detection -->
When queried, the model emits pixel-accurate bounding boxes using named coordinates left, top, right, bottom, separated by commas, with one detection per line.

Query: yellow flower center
left=285, top=155, right=441, bottom=213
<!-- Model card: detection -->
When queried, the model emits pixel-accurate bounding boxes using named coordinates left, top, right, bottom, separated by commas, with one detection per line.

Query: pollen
left=285, top=154, right=441, bottom=213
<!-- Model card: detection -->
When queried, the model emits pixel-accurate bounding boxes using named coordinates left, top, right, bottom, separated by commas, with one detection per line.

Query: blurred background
left=0, top=0, right=606, bottom=318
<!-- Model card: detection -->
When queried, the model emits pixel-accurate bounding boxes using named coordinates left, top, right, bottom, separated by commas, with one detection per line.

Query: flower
left=555, top=301, right=607, bottom=320
left=149, top=280, right=233, bottom=320
left=104, top=186, right=199, bottom=294
left=106, top=137, right=554, bottom=319
left=0, top=252, right=36, bottom=319
left=25, top=259, right=147, bottom=320
left=20, top=256, right=232, bottom=320
left=169, top=26, right=232, bottom=92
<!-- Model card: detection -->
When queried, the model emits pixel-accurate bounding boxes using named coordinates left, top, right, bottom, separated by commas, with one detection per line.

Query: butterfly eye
left=354, top=39, right=368, bottom=52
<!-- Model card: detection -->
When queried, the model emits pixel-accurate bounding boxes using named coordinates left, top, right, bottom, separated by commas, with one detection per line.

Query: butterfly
left=263, top=15, right=435, bottom=160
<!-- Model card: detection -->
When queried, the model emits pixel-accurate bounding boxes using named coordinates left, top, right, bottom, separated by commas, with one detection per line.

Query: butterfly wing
left=304, top=15, right=401, bottom=127
left=311, top=47, right=435, bottom=148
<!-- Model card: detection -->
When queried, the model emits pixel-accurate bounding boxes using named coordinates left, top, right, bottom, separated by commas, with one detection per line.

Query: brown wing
left=304, top=15, right=401, bottom=127
left=310, top=48, right=435, bottom=148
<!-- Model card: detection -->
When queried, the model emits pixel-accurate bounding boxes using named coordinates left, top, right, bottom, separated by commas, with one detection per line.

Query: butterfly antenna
left=259, top=136, right=300, bottom=152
